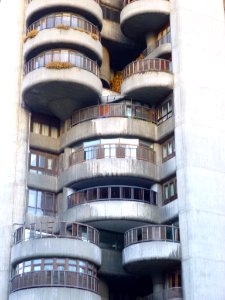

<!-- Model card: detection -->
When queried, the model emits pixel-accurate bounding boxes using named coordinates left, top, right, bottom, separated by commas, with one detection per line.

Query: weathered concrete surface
left=99, top=249, right=128, bottom=276
left=122, top=241, right=181, bottom=274
left=146, top=43, right=172, bottom=60
left=26, top=0, right=103, bottom=28
left=27, top=173, right=58, bottom=192
left=24, top=27, right=103, bottom=63
left=121, top=72, right=174, bottom=103
left=120, top=0, right=170, bottom=38
left=22, top=67, right=102, bottom=120
left=11, top=238, right=101, bottom=266
left=171, top=0, right=225, bottom=299
left=9, top=288, right=101, bottom=300
left=0, top=1, right=28, bottom=299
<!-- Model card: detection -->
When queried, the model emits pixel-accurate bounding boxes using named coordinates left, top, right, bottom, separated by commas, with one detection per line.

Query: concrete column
left=152, top=273, right=163, bottom=294
left=98, top=279, right=109, bottom=300
left=0, top=0, right=28, bottom=299
left=100, top=47, right=111, bottom=88
left=171, top=0, right=225, bottom=299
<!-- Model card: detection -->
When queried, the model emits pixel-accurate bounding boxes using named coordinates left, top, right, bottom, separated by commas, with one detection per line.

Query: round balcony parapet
left=122, top=225, right=181, bottom=274
left=11, top=222, right=101, bottom=267
left=26, top=0, right=103, bottom=29
left=11, top=270, right=99, bottom=294
left=24, top=13, right=102, bottom=63
left=121, top=59, right=173, bottom=103
left=144, top=287, right=183, bottom=300
left=22, top=49, right=102, bottom=120
left=120, top=0, right=170, bottom=39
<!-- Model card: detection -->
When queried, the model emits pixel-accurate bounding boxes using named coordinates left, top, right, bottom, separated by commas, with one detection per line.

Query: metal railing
left=124, top=225, right=180, bottom=247
left=26, top=13, right=100, bottom=40
left=69, top=143, right=156, bottom=166
left=68, top=185, right=157, bottom=208
left=143, top=31, right=171, bottom=57
left=11, top=271, right=98, bottom=293
left=13, top=222, right=99, bottom=245
left=123, top=58, right=172, bottom=79
left=145, top=287, right=183, bottom=300
left=24, top=49, right=99, bottom=76
left=69, top=102, right=156, bottom=128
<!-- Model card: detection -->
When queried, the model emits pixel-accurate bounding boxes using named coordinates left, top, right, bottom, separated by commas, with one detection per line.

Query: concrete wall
left=11, top=238, right=101, bottom=266
left=0, top=1, right=28, bottom=299
left=171, top=0, right=225, bottom=299
left=9, top=287, right=101, bottom=300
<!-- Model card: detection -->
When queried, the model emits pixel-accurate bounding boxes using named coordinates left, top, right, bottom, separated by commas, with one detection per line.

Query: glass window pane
left=33, top=259, right=42, bottom=264
left=134, top=188, right=142, bottom=200
left=163, top=144, right=167, bottom=158
left=164, top=185, right=169, bottom=200
left=99, top=187, right=108, bottom=199
left=44, top=265, right=53, bottom=271
left=37, top=191, right=43, bottom=208
left=68, top=266, right=76, bottom=271
left=168, top=141, right=173, bottom=155
left=51, top=126, right=58, bottom=138
left=39, top=155, right=45, bottom=168
left=30, top=153, right=37, bottom=167
left=24, top=266, right=31, bottom=273
left=47, top=158, right=53, bottom=170
left=32, top=122, right=41, bottom=134
left=34, top=265, right=41, bottom=271
left=28, top=190, right=36, bottom=207
left=122, top=187, right=131, bottom=199
left=170, top=183, right=175, bottom=197
left=42, top=124, right=49, bottom=136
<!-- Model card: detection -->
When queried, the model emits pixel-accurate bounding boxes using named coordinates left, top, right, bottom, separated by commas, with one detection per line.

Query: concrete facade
left=0, top=0, right=224, bottom=299
left=171, top=0, right=225, bottom=299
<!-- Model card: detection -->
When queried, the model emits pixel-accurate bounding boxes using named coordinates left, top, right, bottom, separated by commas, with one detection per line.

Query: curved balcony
left=121, top=59, right=173, bottom=103
left=64, top=185, right=159, bottom=231
left=143, top=31, right=171, bottom=59
left=22, top=49, right=102, bottom=120
left=24, top=13, right=102, bottom=63
left=120, top=0, right=170, bottom=39
left=59, top=143, right=157, bottom=188
left=122, top=225, right=181, bottom=274
left=11, top=222, right=101, bottom=266
left=61, top=102, right=157, bottom=147
left=11, top=271, right=99, bottom=294
left=26, top=0, right=103, bottom=29
left=145, top=287, right=183, bottom=300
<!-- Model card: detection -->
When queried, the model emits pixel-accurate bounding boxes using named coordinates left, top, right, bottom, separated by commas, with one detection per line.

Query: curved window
left=14, top=258, right=97, bottom=277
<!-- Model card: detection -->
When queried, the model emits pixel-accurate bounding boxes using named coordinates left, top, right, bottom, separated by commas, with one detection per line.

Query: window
left=162, top=136, right=175, bottom=162
left=13, top=258, right=97, bottom=277
left=157, top=96, right=173, bottom=124
left=164, top=269, right=181, bottom=288
left=31, top=114, right=60, bottom=138
left=27, top=189, right=56, bottom=216
left=29, top=150, right=58, bottom=175
left=162, top=177, right=177, bottom=205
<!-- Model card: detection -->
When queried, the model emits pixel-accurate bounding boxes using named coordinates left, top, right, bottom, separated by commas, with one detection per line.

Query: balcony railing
left=13, top=222, right=99, bottom=245
left=26, top=13, right=100, bottom=40
left=143, top=31, right=171, bottom=57
left=24, top=49, right=99, bottom=76
left=11, top=271, right=98, bottom=293
left=68, top=185, right=157, bottom=209
left=124, top=225, right=180, bottom=247
left=69, top=144, right=156, bottom=166
left=123, top=58, right=172, bottom=80
left=69, top=102, right=156, bottom=128
left=144, top=287, right=183, bottom=300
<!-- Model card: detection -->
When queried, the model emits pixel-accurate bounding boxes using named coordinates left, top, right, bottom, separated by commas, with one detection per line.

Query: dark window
left=29, top=150, right=58, bottom=175
left=111, top=187, right=120, bottom=198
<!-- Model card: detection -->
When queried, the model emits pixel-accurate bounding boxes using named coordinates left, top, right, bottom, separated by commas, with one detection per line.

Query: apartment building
left=0, top=0, right=225, bottom=299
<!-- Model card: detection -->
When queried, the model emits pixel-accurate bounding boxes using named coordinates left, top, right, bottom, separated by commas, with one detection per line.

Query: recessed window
left=157, top=96, right=173, bottom=124
left=162, top=177, right=177, bottom=205
left=29, top=150, right=58, bottom=176
left=162, top=136, right=175, bottom=162
left=31, top=114, right=60, bottom=138
left=27, top=189, right=56, bottom=216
